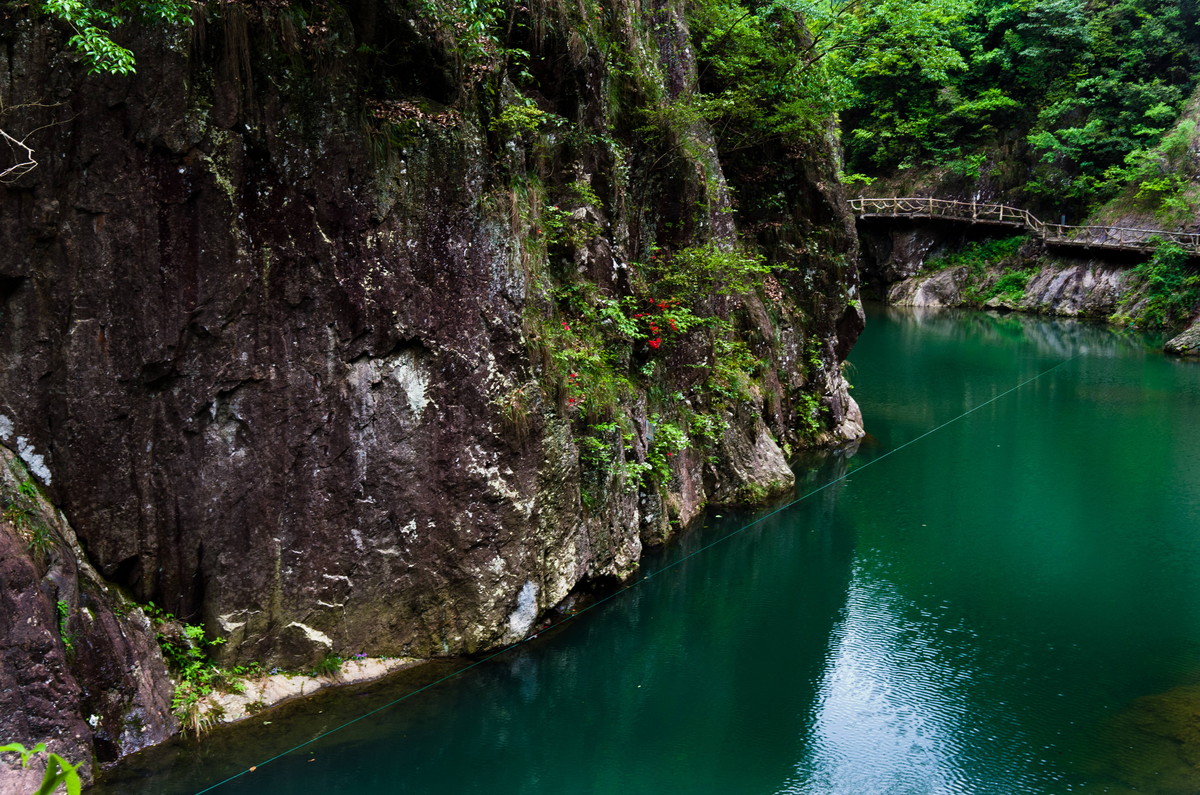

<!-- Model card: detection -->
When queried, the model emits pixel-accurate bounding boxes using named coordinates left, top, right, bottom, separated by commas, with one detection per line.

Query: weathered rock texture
left=861, top=221, right=1173, bottom=325
left=0, top=0, right=861, bottom=770
left=884, top=254, right=1146, bottom=318
left=1166, top=318, right=1200, bottom=356
left=857, top=219, right=973, bottom=292
left=0, top=448, right=175, bottom=791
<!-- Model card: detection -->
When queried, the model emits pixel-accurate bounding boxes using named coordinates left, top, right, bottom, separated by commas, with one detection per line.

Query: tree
left=0, top=1, right=193, bottom=182
left=686, top=0, right=971, bottom=151
left=41, top=0, right=193, bottom=75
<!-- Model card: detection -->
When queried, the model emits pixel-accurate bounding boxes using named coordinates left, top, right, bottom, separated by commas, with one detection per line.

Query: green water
left=101, top=305, right=1200, bottom=794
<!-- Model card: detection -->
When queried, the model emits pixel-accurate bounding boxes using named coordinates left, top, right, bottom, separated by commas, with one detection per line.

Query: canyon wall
left=0, top=0, right=861, bottom=781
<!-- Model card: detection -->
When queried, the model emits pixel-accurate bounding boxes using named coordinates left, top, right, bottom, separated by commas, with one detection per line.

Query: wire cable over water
left=194, top=354, right=1078, bottom=794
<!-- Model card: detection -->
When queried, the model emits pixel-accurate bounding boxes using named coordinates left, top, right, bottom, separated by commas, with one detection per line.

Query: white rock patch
left=15, top=436, right=51, bottom=484
left=507, top=580, right=538, bottom=640
left=286, top=622, right=333, bottom=648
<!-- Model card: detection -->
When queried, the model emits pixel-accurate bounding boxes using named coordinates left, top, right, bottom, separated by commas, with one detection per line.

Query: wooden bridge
left=849, top=197, right=1200, bottom=256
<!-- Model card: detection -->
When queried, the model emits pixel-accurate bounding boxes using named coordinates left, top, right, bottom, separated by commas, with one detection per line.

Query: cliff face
left=0, top=448, right=176, bottom=791
left=0, top=0, right=861, bottom=777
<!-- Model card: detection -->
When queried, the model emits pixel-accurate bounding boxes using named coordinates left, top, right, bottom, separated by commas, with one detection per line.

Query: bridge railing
left=1042, top=224, right=1200, bottom=251
left=850, top=197, right=1200, bottom=255
left=849, top=197, right=1043, bottom=231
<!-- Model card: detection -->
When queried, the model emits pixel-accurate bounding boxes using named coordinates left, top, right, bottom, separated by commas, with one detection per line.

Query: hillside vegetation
left=841, top=0, right=1200, bottom=222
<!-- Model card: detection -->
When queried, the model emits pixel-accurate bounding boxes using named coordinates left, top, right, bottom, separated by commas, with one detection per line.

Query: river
left=99, top=304, right=1200, bottom=794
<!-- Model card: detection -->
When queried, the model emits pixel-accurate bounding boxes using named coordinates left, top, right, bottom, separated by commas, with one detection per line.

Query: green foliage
left=145, top=604, right=231, bottom=736
left=0, top=742, right=82, bottom=795
left=921, top=236, right=1034, bottom=305
left=841, top=172, right=876, bottom=188
left=795, top=393, right=822, bottom=436
left=414, top=0, right=530, bottom=83
left=578, top=420, right=650, bottom=505
left=489, top=103, right=565, bottom=138
left=983, top=268, right=1035, bottom=302
left=685, top=0, right=970, bottom=150
left=647, top=416, right=688, bottom=481
left=688, top=412, right=729, bottom=446
left=41, top=0, right=192, bottom=75
left=705, top=334, right=760, bottom=402
left=647, top=243, right=775, bottom=303
left=540, top=204, right=600, bottom=250
left=55, top=600, right=74, bottom=657
left=1, top=476, right=54, bottom=567
left=523, top=219, right=792, bottom=507
left=1115, top=240, right=1200, bottom=328
left=1102, top=120, right=1200, bottom=222
left=842, top=0, right=1200, bottom=209
left=923, top=235, right=1027, bottom=273
left=546, top=293, right=639, bottom=417
left=309, top=652, right=343, bottom=678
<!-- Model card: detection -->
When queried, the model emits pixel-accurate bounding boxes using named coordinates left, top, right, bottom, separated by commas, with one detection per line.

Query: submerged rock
left=1096, top=685, right=1200, bottom=795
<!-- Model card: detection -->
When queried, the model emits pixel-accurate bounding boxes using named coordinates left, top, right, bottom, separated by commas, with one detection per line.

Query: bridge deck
left=850, top=197, right=1200, bottom=257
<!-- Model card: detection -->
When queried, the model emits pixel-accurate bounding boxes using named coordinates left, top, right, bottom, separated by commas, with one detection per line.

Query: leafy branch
left=40, top=0, right=193, bottom=75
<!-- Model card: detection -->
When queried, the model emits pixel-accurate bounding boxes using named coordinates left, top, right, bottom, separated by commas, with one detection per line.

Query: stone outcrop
left=886, top=266, right=969, bottom=308
left=0, top=448, right=175, bottom=791
left=1166, top=318, right=1200, bottom=356
left=860, top=217, right=1181, bottom=329
left=885, top=256, right=1145, bottom=319
left=0, top=0, right=862, bottom=773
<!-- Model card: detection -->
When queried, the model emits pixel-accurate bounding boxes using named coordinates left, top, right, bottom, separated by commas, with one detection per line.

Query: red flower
left=668, top=319, right=678, bottom=331
left=561, top=321, right=570, bottom=330
left=648, top=338, right=661, bottom=348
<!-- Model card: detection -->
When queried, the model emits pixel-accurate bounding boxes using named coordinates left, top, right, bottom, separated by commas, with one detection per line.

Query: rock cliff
left=860, top=220, right=1194, bottom=346
left=0, top=0, right=861, bottom=779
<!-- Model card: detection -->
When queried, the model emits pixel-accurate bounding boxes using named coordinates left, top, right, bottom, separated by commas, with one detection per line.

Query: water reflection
left=1092, top=684, right=1200, bottom=794
left=897, top=303, right=1162, bottom=361
left=100, top=305, right=1200, bottom=795
left=800, top=576, right=975, bottom=793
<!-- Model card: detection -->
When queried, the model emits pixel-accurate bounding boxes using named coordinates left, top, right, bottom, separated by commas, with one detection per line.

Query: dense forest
left=675, top=0, right=1200, bottom=220
left=845, top=0, right=1200, bottom=212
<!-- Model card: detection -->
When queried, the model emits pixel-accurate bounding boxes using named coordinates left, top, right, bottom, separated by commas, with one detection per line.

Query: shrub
left=309, top=652, right=343, bottom=678
left=1118, top=240, right=1200, bottom=329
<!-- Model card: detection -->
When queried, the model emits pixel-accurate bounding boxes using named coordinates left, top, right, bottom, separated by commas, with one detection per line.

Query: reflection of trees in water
left=894, top=304, right=1158, bottom=360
